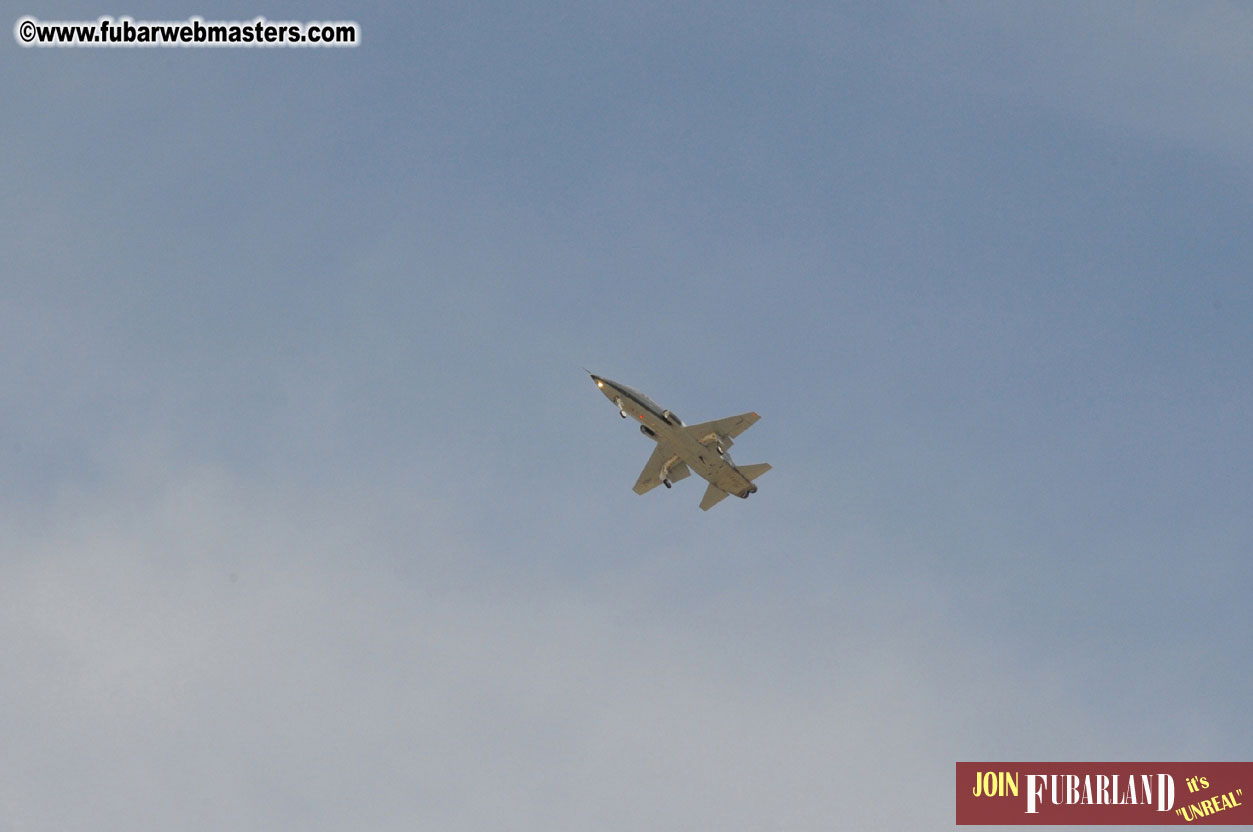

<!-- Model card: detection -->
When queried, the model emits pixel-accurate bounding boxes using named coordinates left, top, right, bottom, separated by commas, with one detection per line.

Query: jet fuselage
left=591, top=374, right=763, bottom=502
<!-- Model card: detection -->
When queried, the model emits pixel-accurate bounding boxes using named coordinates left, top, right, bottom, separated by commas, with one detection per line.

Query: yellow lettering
left=974, top=771, right=1019, bottom=797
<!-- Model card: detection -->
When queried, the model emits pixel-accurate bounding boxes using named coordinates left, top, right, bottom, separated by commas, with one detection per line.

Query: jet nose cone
left=590, top=373, right=605, bottom=389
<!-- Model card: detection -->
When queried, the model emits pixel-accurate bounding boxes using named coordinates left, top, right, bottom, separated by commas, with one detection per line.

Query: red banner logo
left=956, top=762, right=1252, bottom=825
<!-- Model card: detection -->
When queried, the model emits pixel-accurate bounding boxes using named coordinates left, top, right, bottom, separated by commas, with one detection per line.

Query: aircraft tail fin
left=739, top=463, right=772, bottom=481
left=699, top=482, right=730, bottom=511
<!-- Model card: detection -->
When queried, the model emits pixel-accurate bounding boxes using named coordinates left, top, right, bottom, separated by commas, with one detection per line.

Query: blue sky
left=4, top=3, right=1250, bottom=829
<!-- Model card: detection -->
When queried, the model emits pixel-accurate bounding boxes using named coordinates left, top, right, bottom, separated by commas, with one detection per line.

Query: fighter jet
left=589, top=373, right=771, bottom=510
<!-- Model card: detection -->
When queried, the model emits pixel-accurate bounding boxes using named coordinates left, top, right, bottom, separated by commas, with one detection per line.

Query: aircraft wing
left=684, top=412, right=760, bottom=446
left=633, top=442, right=690, bottom=494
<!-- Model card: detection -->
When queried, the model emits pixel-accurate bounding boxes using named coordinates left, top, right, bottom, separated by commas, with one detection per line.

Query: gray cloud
left=2, top=453, right=1124, bottom=831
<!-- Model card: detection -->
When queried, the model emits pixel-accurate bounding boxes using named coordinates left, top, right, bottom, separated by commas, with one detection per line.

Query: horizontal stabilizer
left=699, top=482, right=730, bottom=511
left=738, top=462, right=771, bottom=482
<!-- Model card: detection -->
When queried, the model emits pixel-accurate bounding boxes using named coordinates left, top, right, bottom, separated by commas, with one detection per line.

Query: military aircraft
left=589, top=373, right=771, bottom=510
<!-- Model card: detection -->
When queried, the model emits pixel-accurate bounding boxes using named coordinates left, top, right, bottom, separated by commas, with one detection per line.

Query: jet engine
left=662, top=410, right=683, bottom=426
left=640, top=425, right=656, bottom=437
